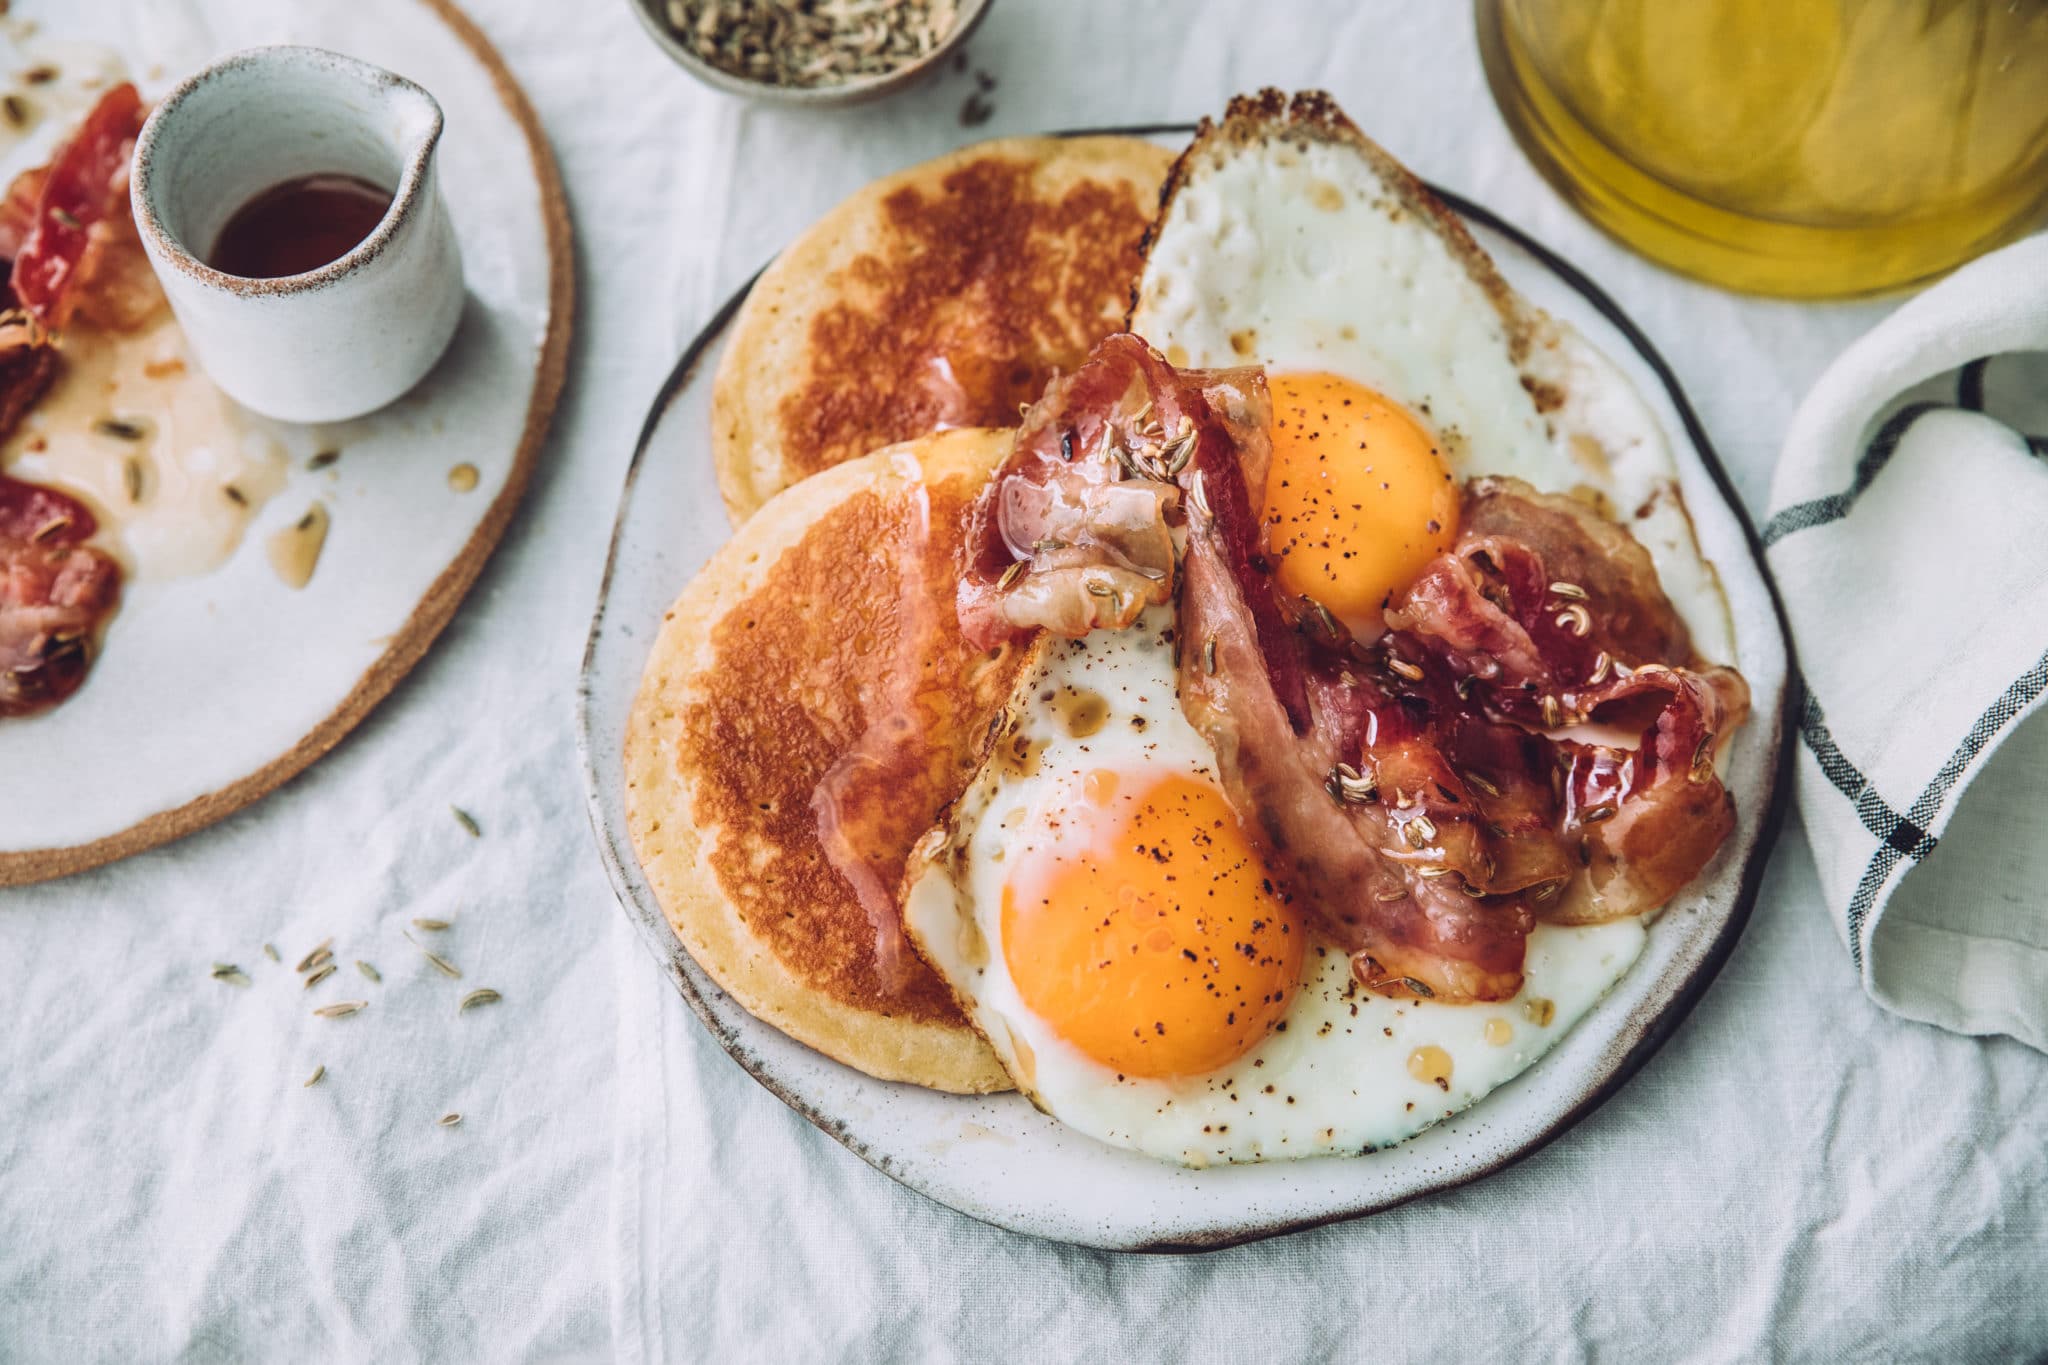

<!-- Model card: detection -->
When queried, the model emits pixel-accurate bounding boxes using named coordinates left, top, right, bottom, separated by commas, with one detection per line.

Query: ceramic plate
left=0, top=0, right=571, bottom=884
left=578, top=135, right=1791, bottom=1251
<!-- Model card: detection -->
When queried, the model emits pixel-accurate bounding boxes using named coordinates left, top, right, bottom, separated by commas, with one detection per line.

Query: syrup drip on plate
left=810, top=475, right=936, bottom=994
left=3, top=317, right=287, bottom=582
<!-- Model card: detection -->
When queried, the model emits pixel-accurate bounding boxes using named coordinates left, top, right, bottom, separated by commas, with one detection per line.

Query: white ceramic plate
left=0, top=0, right=571, bottom=884
left=577, top=145, right=1791, bottom=1251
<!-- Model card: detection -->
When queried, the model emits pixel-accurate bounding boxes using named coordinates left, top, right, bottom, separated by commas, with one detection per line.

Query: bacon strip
left=0, top=91, right=148, bottom=718
left=0, top=309, right=119, bottom=717
left=8, top=83, right=160, bottom=332
left=1550, top=663, right=1748, bottom=924
left=0, top=310, right=52, bottom=434
left=1179, top=476, right=1532, bottom=1003
left=1380, top=478, right=1749, bottom=924
left=1183, top=471, right=1747, bottom=1002
left=0, top=477, right=120, bottom=717
left=957, top=334, right=1277, bottom=656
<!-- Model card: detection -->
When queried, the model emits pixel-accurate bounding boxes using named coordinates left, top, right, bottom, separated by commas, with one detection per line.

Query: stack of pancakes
left=625, top=137, right=1173, bottom=1092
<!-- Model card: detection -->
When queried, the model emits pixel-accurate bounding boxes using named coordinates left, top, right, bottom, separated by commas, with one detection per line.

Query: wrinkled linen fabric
left=3, top=2, right=2044, bottom=1361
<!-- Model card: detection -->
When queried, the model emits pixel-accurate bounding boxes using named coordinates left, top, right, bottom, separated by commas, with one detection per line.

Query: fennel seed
left=404, top=931, right=461, bottom=980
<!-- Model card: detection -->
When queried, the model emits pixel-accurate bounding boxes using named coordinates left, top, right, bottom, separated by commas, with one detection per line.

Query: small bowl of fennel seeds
left=632, top=0, right=992, bottom=105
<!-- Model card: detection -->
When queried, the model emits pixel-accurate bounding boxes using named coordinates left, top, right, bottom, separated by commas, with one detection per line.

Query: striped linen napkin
left=1765, top=234, right=2048, bottom=1052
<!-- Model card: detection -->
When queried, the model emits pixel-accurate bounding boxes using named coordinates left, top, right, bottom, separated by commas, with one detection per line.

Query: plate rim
left=0, top=0, right=577, bottom=887
left=576, top=131, right=1796, bottom=1252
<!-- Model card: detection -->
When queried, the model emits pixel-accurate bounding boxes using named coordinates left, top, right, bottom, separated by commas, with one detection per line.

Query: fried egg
left=903, top=95, right=1733, bottom=1165
left=1133, top=94, right=1732, bottom=662
left=902, top=608, right=1644, bottom=1165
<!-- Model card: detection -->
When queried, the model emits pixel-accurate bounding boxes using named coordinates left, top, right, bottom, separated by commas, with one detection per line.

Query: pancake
left=625, top=427, right=1024, bottom=1092
left=712, top=135, right=1174, bottom=526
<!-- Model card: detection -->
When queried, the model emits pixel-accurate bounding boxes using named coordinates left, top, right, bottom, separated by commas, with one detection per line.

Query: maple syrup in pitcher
left=208, top=173, right=393, bottom=279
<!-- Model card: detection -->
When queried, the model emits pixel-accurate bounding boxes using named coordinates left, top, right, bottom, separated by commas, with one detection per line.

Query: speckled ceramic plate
left=577, top=132, right=1791, bottom=1251
left=0, top=0, right=571, bottom=884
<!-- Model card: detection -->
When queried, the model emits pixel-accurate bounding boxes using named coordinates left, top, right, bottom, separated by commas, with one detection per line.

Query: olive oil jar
left=1477, top=0, right=2048, bottom=297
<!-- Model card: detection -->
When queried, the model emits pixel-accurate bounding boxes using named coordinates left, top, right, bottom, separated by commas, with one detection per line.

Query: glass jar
left=1476, top=0, right=2048, bottom=297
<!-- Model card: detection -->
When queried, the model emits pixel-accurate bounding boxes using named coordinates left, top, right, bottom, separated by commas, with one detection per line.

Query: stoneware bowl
left=626, top=0, right=994, bottom=106
left=131, top=45, right=464, bottom=424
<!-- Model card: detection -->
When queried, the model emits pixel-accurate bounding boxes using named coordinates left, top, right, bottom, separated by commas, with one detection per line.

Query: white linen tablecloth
left=3, top=2, right=2044, bottom=1360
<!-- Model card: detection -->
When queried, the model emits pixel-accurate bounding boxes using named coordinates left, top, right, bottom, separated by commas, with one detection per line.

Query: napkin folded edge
left=1766, top=233, right=2048, bottom=1053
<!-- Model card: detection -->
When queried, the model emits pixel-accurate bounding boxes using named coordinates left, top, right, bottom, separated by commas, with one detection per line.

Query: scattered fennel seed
left=404, top=931, right=461, bottom=979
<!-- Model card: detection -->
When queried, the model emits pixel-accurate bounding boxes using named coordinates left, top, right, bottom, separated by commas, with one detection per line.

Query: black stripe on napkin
left=1800, top=691, right=1936, bottom=861
left=1958, top=357, right=1990, bottom=411
left=1958, top=356, right=2048, bottom=457
left=1762, top=401, right=1951, bottom=547
left=1844, top=647, right=2048, bottom=969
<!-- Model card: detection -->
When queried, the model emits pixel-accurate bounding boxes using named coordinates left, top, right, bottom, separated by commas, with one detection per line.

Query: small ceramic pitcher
left=131, top=46, right=464, bottom=424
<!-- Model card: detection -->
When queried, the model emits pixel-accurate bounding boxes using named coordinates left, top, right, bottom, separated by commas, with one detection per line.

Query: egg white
left=902, top=608, right=1645, bottom=1167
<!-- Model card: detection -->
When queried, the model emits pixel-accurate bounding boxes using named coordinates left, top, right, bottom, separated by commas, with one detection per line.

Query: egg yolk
left=1000, top=773, right=1301, bottom=1079
left=1262, top=371, right=1459, bottom=637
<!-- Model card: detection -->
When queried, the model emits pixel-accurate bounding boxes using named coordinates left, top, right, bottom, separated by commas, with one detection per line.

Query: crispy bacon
left=1386, top=476, right=1696, bottom=710
left=1181, top=369, right=1312, bottom=733
left=0, top=473, right=120, bottom=717
left=1179, top=500, right=1534, bottom=1002
left=0, top=310, right=54, bottom=433
left=957, top=334, right=1274, bottom=652
left=1549, top=663, right=1748, bottom=923
left=0, top=317, right=119, bottom=716
left=1381, top=478, right=1749, bottom=923
left=0, top=165, right=44, bottom=266
left=8, top=82, right=162, bottom=332
left=0, top=91, right=149, bottom=718
left=1, top=310, right=119, bottom=717
left=0, top=482, right=118, bottom=720
left=1184, top=467, right=1747, bottom=1000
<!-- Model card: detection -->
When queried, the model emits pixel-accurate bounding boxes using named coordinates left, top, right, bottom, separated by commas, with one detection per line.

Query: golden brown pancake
left=711, top=135, right=1174, bottom=525
left=625, top=428, right=1026, bottom=1092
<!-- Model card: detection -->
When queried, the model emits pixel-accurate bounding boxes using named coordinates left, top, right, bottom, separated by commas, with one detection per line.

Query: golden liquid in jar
left=1476, top=0, right=2048, bottom=297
